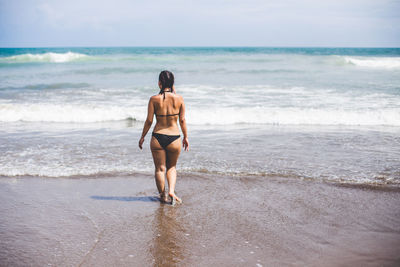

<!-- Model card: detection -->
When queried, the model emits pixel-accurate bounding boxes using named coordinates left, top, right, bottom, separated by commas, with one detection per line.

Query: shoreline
left=1, top=174, right=399, bottom=266
left=3, top=168, right=400, bottom=189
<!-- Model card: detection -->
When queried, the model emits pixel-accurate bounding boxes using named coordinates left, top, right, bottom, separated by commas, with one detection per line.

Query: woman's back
left=152, top=92, right=183, bottom=134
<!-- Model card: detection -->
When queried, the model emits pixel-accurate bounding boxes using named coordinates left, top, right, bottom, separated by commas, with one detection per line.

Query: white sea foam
left=1, top=52, right=89, bottom=63
left=188, top=107, right=400, bottom=126
left=0, top=164, right=145, bottom=178
left=343, top=56, right=400, bottom=69
left=1, top=103, right=399, bottom=126
left=0, top=103, right=141, bottom=122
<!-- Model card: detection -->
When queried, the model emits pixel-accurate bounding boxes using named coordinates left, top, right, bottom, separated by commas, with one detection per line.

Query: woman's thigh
left=151, top=136, right=166, bottom=169
left=166, top=138, right=181, bottom=168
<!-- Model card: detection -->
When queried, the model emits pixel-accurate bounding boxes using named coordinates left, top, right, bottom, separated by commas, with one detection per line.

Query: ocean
left=1, top=47, right=399, bottom=186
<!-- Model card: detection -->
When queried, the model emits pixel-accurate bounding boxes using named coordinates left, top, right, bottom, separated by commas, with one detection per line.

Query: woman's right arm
left=139, top=98, right=154, bottom=149
left=179, top=97, right=189, bottom=151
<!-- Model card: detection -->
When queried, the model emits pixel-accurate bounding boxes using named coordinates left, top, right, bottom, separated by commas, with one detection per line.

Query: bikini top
left=156, top=113, right=180, bottom=117
left=156, top=88, right=179, bottom=117
left=159, top=88, right=172, bottom=100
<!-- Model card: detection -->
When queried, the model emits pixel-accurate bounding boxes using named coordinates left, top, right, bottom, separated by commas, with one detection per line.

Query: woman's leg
left=166, top=138, right=182, bottom=202
left=151, top=136, right=168, bottom=202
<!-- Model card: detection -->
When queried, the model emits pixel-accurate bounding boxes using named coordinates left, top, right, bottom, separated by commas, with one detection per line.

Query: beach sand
left=1, top=174, right=399, bottom=267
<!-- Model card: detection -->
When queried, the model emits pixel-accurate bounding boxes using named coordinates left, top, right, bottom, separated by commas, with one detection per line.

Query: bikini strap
left=156, top=112, right=180, bottom=117
left=159, top=88, right=173, bottom=100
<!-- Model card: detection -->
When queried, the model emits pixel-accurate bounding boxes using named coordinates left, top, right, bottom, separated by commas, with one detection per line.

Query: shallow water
left=1, top=122, right=399, bottom=186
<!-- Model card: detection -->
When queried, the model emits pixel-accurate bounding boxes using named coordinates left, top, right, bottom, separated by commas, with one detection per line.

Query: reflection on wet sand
left=150, top=204, right=185, bottom=266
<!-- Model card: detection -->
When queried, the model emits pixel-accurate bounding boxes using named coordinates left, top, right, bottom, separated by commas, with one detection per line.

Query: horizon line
left=1, top=45, right=400, bottom=49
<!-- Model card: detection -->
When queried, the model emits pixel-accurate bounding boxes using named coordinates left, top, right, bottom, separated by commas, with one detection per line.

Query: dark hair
left=159, top=70, right=174, bottom=91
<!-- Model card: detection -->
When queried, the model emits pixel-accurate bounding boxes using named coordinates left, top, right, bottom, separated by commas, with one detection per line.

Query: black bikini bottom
left=152, top=132, right=180, bottom=149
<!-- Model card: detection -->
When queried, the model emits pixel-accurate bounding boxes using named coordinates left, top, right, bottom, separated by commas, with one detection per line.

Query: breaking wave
left=342, top=56, right=400, bottom=69
left=1, top=103, right=399, bottom=126
left=0, top=103, right=139, bottom=123
left=0, top=52, right=90, bottom=63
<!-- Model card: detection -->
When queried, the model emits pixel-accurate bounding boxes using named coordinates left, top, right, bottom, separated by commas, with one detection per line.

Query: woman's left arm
left=139, top=98, right=154, bottom=149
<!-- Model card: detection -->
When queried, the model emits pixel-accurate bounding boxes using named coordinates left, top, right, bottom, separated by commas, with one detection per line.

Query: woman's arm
left=179, top=97, right=189, bottom=151
left=139, top=98, right=154, bottom=149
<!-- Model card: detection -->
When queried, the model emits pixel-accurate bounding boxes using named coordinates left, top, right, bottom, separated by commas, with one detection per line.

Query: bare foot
left=169, top=192, right=182, bottom=205
left=159, top=192, right=169, bottom=203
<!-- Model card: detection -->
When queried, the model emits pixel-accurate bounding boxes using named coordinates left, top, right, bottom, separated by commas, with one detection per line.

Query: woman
left=139, top=70, right=189, bottom=205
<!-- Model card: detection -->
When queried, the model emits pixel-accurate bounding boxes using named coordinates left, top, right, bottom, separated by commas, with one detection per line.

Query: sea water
left=0, top=47, right=399, bottom=185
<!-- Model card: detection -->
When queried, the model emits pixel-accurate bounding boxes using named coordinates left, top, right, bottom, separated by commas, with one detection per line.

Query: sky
left=0, top=0, right=399, bottom=47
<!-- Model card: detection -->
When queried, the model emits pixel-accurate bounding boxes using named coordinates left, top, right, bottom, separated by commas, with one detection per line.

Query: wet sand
left=1, top=174, right=399, bottom=266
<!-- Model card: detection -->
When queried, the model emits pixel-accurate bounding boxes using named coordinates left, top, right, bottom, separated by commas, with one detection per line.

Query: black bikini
left=156, top=113, right=180, bottom=117
left=152, top=88, right=180, bottom=149
left=152, top=132, right=180, bottom=149
left=159, top=88, right=173, bottom=100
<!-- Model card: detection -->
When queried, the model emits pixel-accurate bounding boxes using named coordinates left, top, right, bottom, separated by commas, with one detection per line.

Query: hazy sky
left=0, top=0, right=399, bottom=47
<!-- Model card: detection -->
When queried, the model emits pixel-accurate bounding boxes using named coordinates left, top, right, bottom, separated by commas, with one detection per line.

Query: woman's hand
left=139, top=137, right=145, bottom=150
left=182, top=137, right=189, bottom=151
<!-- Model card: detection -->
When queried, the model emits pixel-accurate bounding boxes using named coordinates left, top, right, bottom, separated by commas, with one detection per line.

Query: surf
left=0, top=52, right=90, bottom=63
left=342, top=56, right=400, bottom=69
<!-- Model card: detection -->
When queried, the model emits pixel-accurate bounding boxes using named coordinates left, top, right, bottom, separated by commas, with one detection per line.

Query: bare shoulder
left=174, top=93, right=184, bottom=101
left=150, top=95, right=160, bottom=102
